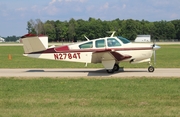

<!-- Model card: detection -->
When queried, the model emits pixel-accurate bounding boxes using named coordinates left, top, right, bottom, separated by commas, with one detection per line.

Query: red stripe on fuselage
left=55, top=45, right=70, bottom=51
left=30, top=47, right=152, bottom=54
left=31, top=45, right=70, bottom=54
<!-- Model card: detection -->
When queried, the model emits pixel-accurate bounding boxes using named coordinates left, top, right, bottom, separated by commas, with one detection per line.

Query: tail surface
left=21, top=34, right=48, bottom=54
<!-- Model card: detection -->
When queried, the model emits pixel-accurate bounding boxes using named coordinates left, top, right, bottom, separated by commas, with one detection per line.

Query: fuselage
left=24, top=36, right=154, bottom=64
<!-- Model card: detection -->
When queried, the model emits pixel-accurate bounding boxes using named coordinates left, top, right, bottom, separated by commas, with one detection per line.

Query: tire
left=114, top=64, right=120, bottom=71
left=148, top=66, right=154, bottom=72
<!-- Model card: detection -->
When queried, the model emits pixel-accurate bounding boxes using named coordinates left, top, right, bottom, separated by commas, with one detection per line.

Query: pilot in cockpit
left=108, top=40, right=116, bottom=47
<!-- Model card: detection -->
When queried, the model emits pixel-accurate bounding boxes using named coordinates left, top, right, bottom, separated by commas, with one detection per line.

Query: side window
left=79, top=41, right=93, bottom=49
left=107, top=38, right=121, bottom=47
left=95, top=39, right=105, bottom=48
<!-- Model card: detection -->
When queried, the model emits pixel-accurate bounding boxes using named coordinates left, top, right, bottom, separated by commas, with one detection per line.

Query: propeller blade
left=154, top=49, right=156, bottom=65
left=152, top=44, right=160, bottom=65
left=152, top=38, right=160, bottom=66
left=153, top=44, right=161, bottom=50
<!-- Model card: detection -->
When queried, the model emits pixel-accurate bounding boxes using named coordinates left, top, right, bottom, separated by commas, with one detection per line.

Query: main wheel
left=106, top=64, right=119, bottom=73
left=148, top=66, right=154, bottom=72
left=114, top=64, right=120, bottom=71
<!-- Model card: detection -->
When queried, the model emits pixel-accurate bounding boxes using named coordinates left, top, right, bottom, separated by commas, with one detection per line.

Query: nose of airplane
left=153, top=44, right=161, bottom=50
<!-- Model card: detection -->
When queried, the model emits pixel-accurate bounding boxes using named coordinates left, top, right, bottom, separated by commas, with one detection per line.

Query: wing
left=91, top=49, right=132, bottom=63
left=110, top=51, right=132, bottom=61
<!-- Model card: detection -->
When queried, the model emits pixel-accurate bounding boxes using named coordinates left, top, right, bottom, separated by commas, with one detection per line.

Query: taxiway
left=0, top=68, right=179, bottom=78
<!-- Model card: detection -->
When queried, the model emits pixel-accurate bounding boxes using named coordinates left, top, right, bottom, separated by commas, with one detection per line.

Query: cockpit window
left=79, top=41, right=93, bottom=49
left=117, top=36, right=131, bottom=44
left=107, top=38, right=121, bottom=47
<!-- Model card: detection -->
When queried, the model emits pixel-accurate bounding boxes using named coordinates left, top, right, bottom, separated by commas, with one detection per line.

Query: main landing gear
left=106, top=64, right=155, bottom=73
left=106, top=64, right=120, bottom=73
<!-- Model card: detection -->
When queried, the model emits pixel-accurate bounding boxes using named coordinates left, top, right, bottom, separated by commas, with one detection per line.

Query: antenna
left=84, top=35, right=89, bottom=41
left=106, top=31, right=116, bottom=37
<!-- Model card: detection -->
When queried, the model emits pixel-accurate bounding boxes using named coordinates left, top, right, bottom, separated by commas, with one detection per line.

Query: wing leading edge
left=91, top=49, right=132, bottom=63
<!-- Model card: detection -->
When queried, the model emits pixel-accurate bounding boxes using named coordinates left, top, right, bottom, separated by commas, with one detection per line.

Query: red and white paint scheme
left=21, top=32, right=160, bottom=73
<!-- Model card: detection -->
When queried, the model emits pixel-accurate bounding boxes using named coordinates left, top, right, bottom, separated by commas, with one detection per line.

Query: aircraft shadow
left=27, top=70, right=45, bottom=72
left=122, top=70, right=147, bottom=73
left=26, top=69, right=112, bottom=76
left=26, top=68, right=147, bottom=77
left=87, top=69, right=147, bottom=76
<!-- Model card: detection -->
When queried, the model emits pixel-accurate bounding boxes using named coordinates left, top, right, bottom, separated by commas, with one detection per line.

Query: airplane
left=21, top=31, right=160, bottom=73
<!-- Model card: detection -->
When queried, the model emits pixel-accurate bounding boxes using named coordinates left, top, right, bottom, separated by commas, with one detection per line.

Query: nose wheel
left=148, top=66, right=154, bottom=72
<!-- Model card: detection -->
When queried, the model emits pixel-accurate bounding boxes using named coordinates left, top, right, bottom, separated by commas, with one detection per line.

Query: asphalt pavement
left=0, top=68, right=179, bottom=78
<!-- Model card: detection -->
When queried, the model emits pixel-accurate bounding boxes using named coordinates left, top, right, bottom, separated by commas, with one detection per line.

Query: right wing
left=91, top=49, right=131, bottom=63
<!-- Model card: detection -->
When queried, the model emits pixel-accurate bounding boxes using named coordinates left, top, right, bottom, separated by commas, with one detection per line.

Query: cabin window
left=95, top=39, right=105, bottom=48
left=79, top=41, right=93, bottom=49
left=107, top=38, right=121, bottom=47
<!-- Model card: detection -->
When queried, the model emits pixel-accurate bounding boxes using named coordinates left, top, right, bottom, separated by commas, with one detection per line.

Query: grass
left=0, top=45, right=180, bottom=116
left=0, top=45, right=180, bottom=68
left=0, top=78, right=180, bottom=117
left=156, top=45, right=180, bottom=68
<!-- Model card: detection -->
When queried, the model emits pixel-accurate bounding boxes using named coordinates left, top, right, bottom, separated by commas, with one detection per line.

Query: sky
left=0, top=0, right=180, bottom=37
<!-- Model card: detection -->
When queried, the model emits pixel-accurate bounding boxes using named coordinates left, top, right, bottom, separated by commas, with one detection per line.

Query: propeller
left=152, top=40, right=160, bottom=65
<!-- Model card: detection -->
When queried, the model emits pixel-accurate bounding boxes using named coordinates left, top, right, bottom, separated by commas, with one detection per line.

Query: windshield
left=117, top=36, right=131, bottom=44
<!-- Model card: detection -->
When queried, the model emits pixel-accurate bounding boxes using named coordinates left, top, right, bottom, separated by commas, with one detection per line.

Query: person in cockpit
left=108, top=39, right=116, bottom=47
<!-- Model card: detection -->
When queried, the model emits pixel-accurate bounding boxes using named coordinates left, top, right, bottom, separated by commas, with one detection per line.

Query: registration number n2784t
left=54, top=53, right=81, bottom=60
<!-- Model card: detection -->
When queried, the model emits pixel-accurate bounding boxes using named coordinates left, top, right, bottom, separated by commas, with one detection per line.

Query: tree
left=58, top=20, right=68, bottom=42
left=75, top=19, right=89, bottom=41
left=171, top=20, right=180, bottom=40
left=108, top=19, right=120, bottom=35
left=5, top=35, right=20, bottom=42
left=166, top=22, right=176, bottom=39
left=27, top=18, right=180, bottom=42
left=68, top=18, right=77, bottom=42
left=154, top=20, right=175, bottom=40
left=27, top=21, right=36, bottom=34
left=28, top=19, right=45, bottom=35
left=44, top=20, right=56, bottom=42
left=35, top=19, right=45, bottom=35
left=121, top=19, right=139, bottom=40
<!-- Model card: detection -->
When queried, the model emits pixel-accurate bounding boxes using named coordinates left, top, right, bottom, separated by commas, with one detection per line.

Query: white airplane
left=21, top=32, right=160, bottom=73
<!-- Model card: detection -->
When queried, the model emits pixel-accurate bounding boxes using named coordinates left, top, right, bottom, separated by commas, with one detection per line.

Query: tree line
left=26, top=18, right=180, bottom=42
left=3, top=36, right=20, bottom=42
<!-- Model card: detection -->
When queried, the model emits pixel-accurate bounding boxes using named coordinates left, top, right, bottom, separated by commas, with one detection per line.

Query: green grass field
left=0, top=78, right=180, bottom=117
left=0, top=45, right=180, bottom=117
left=0, top=45, right=180, bottom=68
